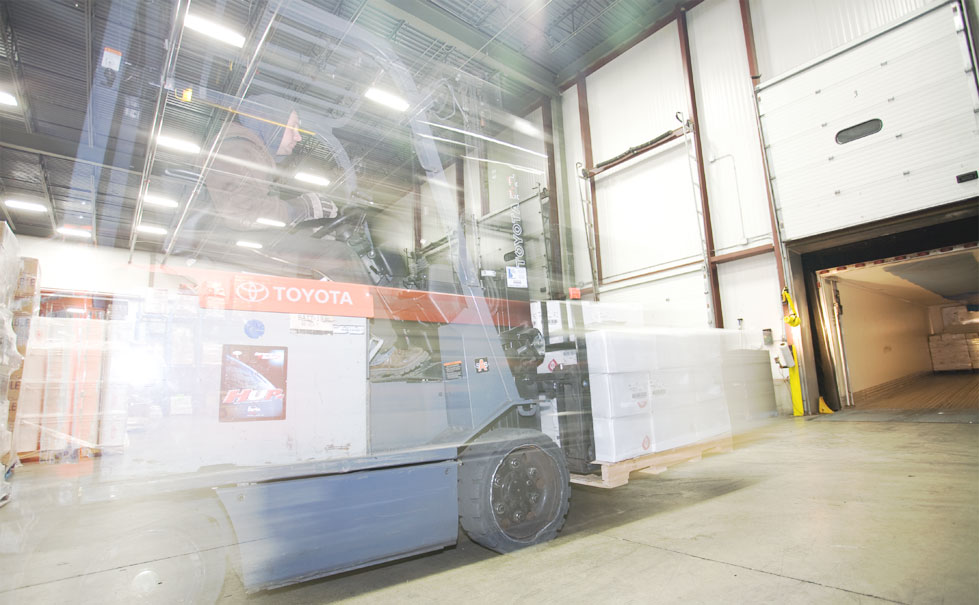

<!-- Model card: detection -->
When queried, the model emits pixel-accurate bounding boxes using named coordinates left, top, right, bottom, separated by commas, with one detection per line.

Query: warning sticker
left=443, top=361, right=463, bottom=381
left=101, top=47, right=122, bottom=71
left=475, top=357, right=489, bottom=373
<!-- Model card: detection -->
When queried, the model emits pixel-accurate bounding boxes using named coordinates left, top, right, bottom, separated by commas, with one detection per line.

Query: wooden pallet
left=570, top=433, right=733, bottom=489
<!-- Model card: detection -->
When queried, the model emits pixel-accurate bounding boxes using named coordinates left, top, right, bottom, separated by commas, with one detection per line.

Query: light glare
left=0, top=91, right=17, bottom=106
left=142, top=193, right=178, bottom=208
left=157, top=135, right=201, bottom=154
left=4, top=199, right=48, bottom=213
left=184, top=14, right=246, bottom=48
left=295, top=172, right=331, bottom=187
left=57, top=226, right=92, bottom=239
left=136, top=224, right=168, bottom=236
left=256, top=217, right=286, bottom=228
left=365, top=87, right=410, bottom=112
left=236, top=240, right=263, bottom=249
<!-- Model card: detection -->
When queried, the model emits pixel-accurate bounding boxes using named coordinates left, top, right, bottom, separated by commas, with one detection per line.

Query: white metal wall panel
left=716, top=252, right=785, bottom=377
left=600, top=268, right=708, bottom=328
left=594, top=143, right=702, bottom=279
left=584, top=21, right=687, bottom=163
left=759, top=2, right=979, bottom=241
left=560, top=86, right=594, bottom=288
left=584, top=21, right=702, bottom=280
left=688, top=0, right=773, bottom=253
left=749, top=0, right=937, bottom=79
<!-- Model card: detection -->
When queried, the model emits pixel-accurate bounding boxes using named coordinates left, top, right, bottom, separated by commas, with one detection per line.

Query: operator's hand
left=298, top=192, right=339, bottom=220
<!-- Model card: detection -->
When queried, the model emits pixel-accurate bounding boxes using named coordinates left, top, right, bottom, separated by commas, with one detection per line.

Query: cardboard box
left=592, top=413, right=654, bottom=462
left=14, top=257, right=40, bottom=298
left=589, top=372, right=651, bottom=418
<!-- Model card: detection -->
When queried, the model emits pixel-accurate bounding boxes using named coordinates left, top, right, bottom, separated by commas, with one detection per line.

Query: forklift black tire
left=458, top=428, right=570, bottom=553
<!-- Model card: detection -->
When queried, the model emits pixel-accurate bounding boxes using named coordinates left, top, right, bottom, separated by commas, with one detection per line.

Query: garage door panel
left=758, top=7, right=959, bottom=117
left=760, top=35, right=968, bottom=147
left=758, top=1, right=979, bottom=241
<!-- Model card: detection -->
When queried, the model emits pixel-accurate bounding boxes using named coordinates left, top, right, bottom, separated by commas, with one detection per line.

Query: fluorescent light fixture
left=156, top=134, right=201, bottom=154
left=418, top=133, right=474, bottom=148
left=365, top=87, right=410, bottom=112
left=142, top=193, right=178, bottom=208
left=0, top=91, right=16, bottom=106
left=4, top=199, right=48, bottom=213
left=295, top=172, right=331, bottom=187
left=236, top=240, right=263, bottom=249
left=256, top=217, right=286, bottom=228
left=184, top=13, right=246, bottom=48
left=136, top=224, right=168, bottom=236
left=57, top=226, right=92, bottom=239
left=422, top=121, right=547, bottom=159
left=65, top=308, right=86, bottom=315
left=462, top=155, right=544, bottom=176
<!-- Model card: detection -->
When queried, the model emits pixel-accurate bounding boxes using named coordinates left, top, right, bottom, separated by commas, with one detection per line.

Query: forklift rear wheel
left=458, top=429, right=570, bottom=553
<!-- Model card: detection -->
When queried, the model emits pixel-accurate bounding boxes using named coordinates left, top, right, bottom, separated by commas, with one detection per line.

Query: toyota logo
left=236, top=280, right=269, bottom=303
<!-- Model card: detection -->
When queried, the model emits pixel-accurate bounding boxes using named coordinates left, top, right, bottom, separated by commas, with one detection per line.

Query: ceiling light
left=136, top=224, right=168, bottom=236
left=157, top=134, right=201, bottom=154
left=142, top=193, right=178, bottom=208
left=256, top=217, right=286, bottom=228
left=65, top=308, right=86, bottom=315
left=4, top=199, right=48, bottom=213
left=184, top=14, right=246, bottom=48
left=295, top=172, right=331, bottom=187
left=0, top=91, right=16, bottom=106
left=236, top=240, right=263, bottom=249
left=365, top=87, right=410, bottom=112
left=57, top=226, right=92, bottom=239
left=422, top=121, right=547, bottom=159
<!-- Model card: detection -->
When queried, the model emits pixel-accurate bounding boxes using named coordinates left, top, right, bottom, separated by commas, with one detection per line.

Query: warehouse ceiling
left=0, top=0, right=686, bottom=254
left=832, top=250, right=979, bottom=307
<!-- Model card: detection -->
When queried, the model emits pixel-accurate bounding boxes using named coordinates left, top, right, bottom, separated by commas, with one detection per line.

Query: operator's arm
left=205, top=137, right=291, bottom=230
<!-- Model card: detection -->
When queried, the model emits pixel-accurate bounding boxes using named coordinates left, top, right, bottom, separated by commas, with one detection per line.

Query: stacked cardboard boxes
left=966, top=334, right=979, bottom=370
left=0, top=223, right=24, bottom=495
left=928, top=333, right=972, bottom=371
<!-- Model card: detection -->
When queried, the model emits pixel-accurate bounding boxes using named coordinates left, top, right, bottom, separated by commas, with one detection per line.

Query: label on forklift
left=537, top=349, right=577, bottom=373
left=223, top=274, right=374, bottom=318
left=443, top=360, right=463, bottom=380
left=505, top=266, right=528, bottom=288
left=474, top=357, right=489, bottom=373
left=290, top=314, right=334, bottom=333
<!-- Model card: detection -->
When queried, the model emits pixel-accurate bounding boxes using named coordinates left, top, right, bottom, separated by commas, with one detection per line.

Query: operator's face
left=276, top=110, right=302, bottom=156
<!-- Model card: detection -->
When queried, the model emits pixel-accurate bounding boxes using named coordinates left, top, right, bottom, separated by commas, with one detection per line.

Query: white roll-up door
left=758, top=1, right=979, bottom=242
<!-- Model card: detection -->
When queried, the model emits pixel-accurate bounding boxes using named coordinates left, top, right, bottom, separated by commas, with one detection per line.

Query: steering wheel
left=291, top=206, right=367, bottom=241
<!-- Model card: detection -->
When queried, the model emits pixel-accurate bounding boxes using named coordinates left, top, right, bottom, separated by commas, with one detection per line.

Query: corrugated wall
left=748, top=0, right=939, bottom=80
left=688, top=0, right=773, bottom=254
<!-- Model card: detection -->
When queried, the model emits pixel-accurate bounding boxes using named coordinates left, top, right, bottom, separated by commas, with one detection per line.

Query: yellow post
left=789, top=344, right=804, bottom=416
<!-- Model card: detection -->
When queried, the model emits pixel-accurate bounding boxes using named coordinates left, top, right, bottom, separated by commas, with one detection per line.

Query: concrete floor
left=2, top=416, right=977, bottom=604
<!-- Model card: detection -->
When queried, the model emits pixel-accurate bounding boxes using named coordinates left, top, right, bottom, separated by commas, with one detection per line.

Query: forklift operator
left=203, top=93, right=429, bottom=379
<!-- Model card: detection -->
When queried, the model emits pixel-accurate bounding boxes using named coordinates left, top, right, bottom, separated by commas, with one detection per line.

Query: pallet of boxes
left=534, top=301, right=777, bottom=489
left=927, top=333, right=975, bottom=372
left=0, top=223, right=33, bottom=504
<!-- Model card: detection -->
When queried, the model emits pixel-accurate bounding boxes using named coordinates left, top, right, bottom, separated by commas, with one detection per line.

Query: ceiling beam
left=0, top=128, right=142, bottom=176
left=368, top=0, right=560, bottom=98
